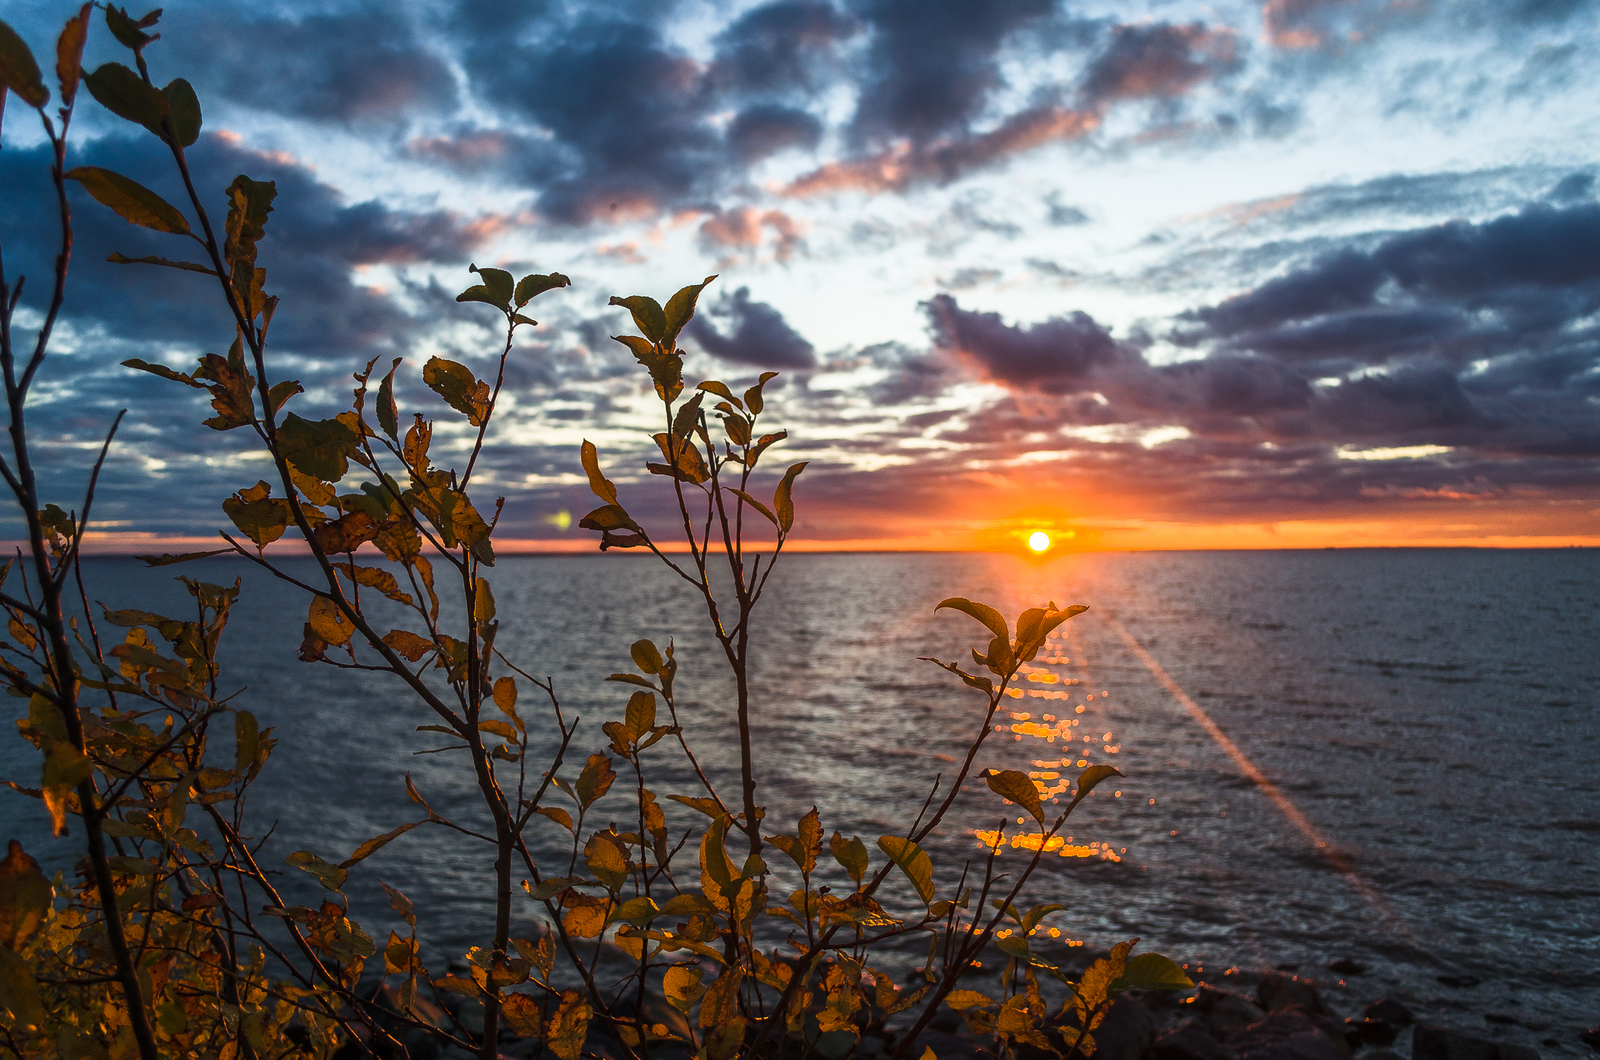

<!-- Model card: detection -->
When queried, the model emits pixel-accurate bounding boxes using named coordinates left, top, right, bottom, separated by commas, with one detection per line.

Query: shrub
left=0, top=8, right=1188, bottom=1060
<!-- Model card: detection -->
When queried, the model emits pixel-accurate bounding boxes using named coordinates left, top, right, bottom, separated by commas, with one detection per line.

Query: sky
left=2, top=0, right=1598, bottom=553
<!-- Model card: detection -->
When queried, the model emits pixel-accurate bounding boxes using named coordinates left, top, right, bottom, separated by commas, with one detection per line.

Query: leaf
left=699, top=967, right=744, bottom=1029
left=829, top=831, right=869, bottom=885
left=651, top=432, right=709, bottom=483
left=585, top=832, right=628, bottom=891
left=1109, top=953, right=1193, bottom=995
left=382, top=629, right=432, bottom=662
left=107, top=252, right=216, bottom=279
left=666, top=794, right=723, bottom=818
left=767, top=807, right=820, bottom=874
left=423, top=356, right=490, bottom=426
left=700, top=814, right=738, bottom=889
left=696, top=380, right=740, bottom=407
left=746, top=430, right=787, bottom=468
left=624, top=690, right=656, bottom=737
left=0, top=840, right=52, bottom=950
left=501, top=993, right=543, bottom=1039
left=562, top=903, right=607, bottom=939
left=222, top=174, right=276, bottom=304
left=663, top=276, right=716, bottom=346
left=515, top=271, right=570, bottom=307
left=314, top=510, right=381, bottom=555
left=985, top=769, right=1043, bottom=824
left=103, top=6, right=159, bottom=50
left=162, top=77, right=200, bottom=146
left=547, top=989, right=591, bottom=1060
left=936, top=598, right=1009, bottom=643
left=42, top=741, right=90, bottom=836
left=612, top=896, right=660, bottom=927
left=456, top=263, right=514, bottom=310
left=341, top=821, right=421, bottom=868
left=83, top=61, right=168, bottom=133
left=877, top=835, right=935, bottom=904
left=629, top=639, right=664, bottom=675
left=663, top=965, right=705, bottom=1014
left=1022, top=902, right=1065, bottom=934
left=534, top=806, right=573, bottom=832
left=66, top=167, right=189, bottom=234
left=1073, top=940, right=1136, bottom=1027
left=376, top=359, right=401, bottom=440
left=54, top=6, right=90, bottom=109
left=745, top=372, right=779, bottom=414
left=1014, top=603, right=1089, bottom=663
left=307, top=596, right=355, bottom=647
left=609, top=294, right=667, bottom=343
left=287, top=851, right=347, bottom=892
left=671, top=391, right=705, bottom=438
left=579, top=440, right=618, bottom=505
left=578, top=504, right=639, bottom=533
left=0, top=17, right=49, bottom=108
left=727, top=488, right=777, bottom=527
left=574, top=753, right=615, bottom=809
left=234, top=711, right=260, bottom=775
left=524, top=876, right=580, bottom=901
left=774, top=461, right=808, bottom=533
left=277, top=412, right=360, bottom=482
left=946, top=990, right=994, bottom=1011
left=0, top=944, right=46, bottom=1032
left=1066, top=764, right=1124, bottom=818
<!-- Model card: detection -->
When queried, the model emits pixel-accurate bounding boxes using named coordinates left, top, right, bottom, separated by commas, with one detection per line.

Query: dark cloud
left=154, top=4, right=457, bottom=122
left=1080, top=22, right=1238, bottom=105
left=686, top=288, right=817, bottom=369
left=725, top=105, right=824, bottom=163
left=847, top=0, right=1056, bottom=146
left=926, top=294, right=1121, bottom=393
left=709, top=0, right=859, bottom=95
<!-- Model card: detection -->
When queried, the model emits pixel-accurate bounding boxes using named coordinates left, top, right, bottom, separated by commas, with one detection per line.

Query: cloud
left=699, top=208, right=806, bottom=261
left=686, top=288, right=817, bottom=368
left=926, top=294, right=1122, bottom=393
left=1080, top=22, right=1239, bottom=105
left=709, top=0, right=860, bottom=95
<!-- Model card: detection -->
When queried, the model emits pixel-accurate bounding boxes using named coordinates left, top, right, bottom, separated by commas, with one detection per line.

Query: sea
left=3, top=549, right=1596, bottom=1050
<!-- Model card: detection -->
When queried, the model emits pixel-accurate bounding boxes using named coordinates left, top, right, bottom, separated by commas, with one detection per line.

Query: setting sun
left=1027, top=531, right=1052, bottom=553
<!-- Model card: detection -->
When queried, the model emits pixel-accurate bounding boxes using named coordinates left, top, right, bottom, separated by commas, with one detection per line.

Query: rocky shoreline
left=353, top=952, right=1600, bottom=1060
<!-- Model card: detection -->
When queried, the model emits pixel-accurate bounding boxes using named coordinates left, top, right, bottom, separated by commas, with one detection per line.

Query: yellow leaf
left=985, top=768, right=1044, bottom=823
left=562, top=904, right=607, bottom=939
left=546, top=989, right=591, bottom=1060
left=308, top=596, right=354, bottom=647
left=501, top=992, right=542, bottom=1038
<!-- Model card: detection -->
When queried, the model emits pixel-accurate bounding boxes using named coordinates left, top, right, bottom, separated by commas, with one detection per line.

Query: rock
left=1094, top=994, right=1159, bottom=1060
left=1226, top=1008, right=1349, bottom=1060
left=1435, top=976, right=1481, bottom=989
left=1483, top=1016, right=1517, bottom=1027
left=1328, top=960, right=1366, bottom=976
left=1366, top=1050, right=1404, bottom=1060
left=1149, top=1021, right=1235, bottom=1060
left=1257, top=974, right=1328, bottom=1017
left=910, top=1030, right=982, bottom=1060
left=1345, top=1018, right=1399, bottom=1047
left=1194, top=985, right=1267, bottom=1031
left=1364, top=1001, right=1414, bottom=1028
left=1412, top=1023, right=1539, bottom=1060
left=1582, top=1027, right=1600, bottom=1052
left=455, top=998, right=485, bottom=1038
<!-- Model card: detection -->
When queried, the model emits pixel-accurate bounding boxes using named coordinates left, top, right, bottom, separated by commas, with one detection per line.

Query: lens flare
left=1027, top=531, right=1051, bottom=552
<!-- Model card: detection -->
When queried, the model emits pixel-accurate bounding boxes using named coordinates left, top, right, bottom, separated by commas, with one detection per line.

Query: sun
left=1027, top=530, right=1052, bottom=553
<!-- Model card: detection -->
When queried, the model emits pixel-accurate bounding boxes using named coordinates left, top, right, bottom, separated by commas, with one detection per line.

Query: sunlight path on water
left=1101, top=612, right=1411, bottom=936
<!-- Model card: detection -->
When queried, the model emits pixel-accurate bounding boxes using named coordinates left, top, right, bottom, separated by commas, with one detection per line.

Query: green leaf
left=1109, top=953, right=1193, bottom=995
left=376, top=359, right=400, bottom=440
left=774, top=461, right=807, bottom=533
left=108, top=251, right=215, bottom=275
left=0, top=840, right=52, bottom=950
left=829, top=831, right=869, bottom=885
left=0, top=18, right=49, bottom=108
left=103, top=6, right=159, bottom=51
left=66, top=167, right=189, bottom=234
left=515, top=271, right=570, bottom=307
left=162, top=77, right=201, bottom=146
left=1065, top=764, right=1123, bottom=818
left=985, top=769, right=1043, bottom=824
left=663, top=276, right=716, bottom=346
left=423, top=356, right=490, bottom=426
left=876, top=835, right=935, bottom=904
left=276, top=412, right=360, bottom=482
left=1021, top=902, right=1065, bottom=934
left=936, top=597, right=1010, bottom=643
left=234, top=711, right=259, bottom=775
left=612, top=895, right=661, bottom=926
left=456, top=263, right=514, bottom=310
left=83, top=61, right=168, bottom=133
left=609, top=294, right=667, bottom=343
left=1014, top=603, right=1089, bottom=663
left=286, top=850, right=347, bottom=892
